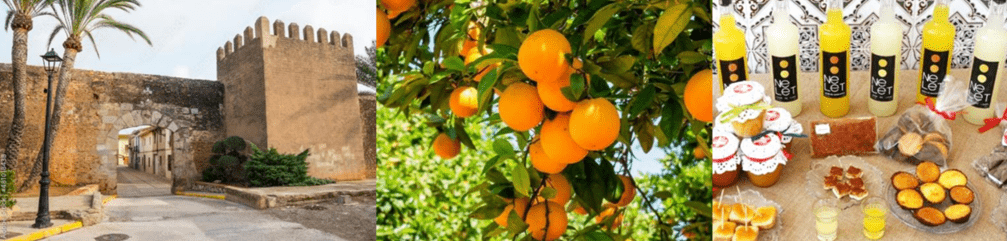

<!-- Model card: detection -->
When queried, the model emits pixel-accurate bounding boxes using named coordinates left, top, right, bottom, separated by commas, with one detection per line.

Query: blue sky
left=0, top=0, right=376, bottom=80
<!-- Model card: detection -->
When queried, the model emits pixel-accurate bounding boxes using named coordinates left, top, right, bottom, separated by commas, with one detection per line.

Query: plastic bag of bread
left=876, top=76, right=968, bottom=166
left=972, top=146, right=1007, bottom=189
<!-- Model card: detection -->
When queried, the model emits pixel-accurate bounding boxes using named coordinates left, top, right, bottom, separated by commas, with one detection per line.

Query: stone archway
left=95, top=102, right=199, bottom=194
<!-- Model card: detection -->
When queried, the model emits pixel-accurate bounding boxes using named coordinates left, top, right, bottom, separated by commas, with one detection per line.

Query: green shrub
left=244, top=145, right=333, bottom=187
left=201, top=136, right=249, bottom=184
left=0, top=170, right=15, bottom=208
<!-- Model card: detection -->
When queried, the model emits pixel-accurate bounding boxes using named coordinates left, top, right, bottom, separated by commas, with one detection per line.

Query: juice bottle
left=868, top=0, right=902, bottom=117
left=964, top=0, right=1007, bottom=125
left=767, top=0, right=802, bottom=116
left=918, top=0, right=956, bottom=103
left=819, top=0, right=850, bottom=118
left=714, top=0, right=749, bottom=90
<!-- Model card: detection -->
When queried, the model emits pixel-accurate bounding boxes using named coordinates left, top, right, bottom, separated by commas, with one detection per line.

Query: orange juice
left=918, top=0, right=956, bottom=103
left=819, top=0, right=850, bottom=118
left=714, top=0, right=749, bottom=90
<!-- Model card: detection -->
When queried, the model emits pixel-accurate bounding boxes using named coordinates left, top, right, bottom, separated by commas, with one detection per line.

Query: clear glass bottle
left=965, top=0, right=1007, bottom=124
left=868, top=0, right=902, bottom=117
left=767, top=0, right=802, bottom=116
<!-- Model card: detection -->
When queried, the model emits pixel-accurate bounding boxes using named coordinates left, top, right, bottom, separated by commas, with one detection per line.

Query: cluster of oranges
left=492, top=173, right=638, bottom=240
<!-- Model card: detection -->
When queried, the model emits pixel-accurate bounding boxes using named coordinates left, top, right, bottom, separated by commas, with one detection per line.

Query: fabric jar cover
left=740, top=133, right=786, bottom=175
left=781, top=120, right=803, bottom=144
left=713, top=112, right=735, bottom=134
left=763, top=107, right=793, bottom=132
left=716, top=81, right=767, bottom=112
left=732, top=109, right=764, bottom=124
left=713, top=130, right=742, bottom=174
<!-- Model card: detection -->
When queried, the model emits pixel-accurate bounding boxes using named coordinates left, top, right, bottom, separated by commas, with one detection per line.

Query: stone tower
left=216, top=16, right=366, bottom=180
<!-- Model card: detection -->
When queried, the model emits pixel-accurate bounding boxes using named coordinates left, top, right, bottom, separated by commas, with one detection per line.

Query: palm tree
left=19, top=0, right=150, bottom=191
left=2, top=0, right=52, bottom=176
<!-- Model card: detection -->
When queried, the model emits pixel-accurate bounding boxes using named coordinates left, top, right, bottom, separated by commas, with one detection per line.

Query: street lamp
left=33, top=49, right=62, bottom=229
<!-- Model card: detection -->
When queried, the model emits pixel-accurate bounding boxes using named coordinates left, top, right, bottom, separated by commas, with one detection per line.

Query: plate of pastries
left=713, top=189, right=781, bottom=241
left=887, top=161, right=980, bottom=233
left=804, top=155, right=884, bottom=209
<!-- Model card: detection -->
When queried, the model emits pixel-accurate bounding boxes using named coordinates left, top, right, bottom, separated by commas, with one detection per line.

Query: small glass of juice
left=862, top=197, right=887, bottom=240
left=815, top=198, right=839, bottom=241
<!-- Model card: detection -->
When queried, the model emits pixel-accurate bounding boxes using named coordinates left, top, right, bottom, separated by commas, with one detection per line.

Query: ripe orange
left=518, top=29, right=571, bottom=82
left=498, top=83, right=544, bottom=131
left=494, top=198, right=529, bottom=227
left=465, top=49, right=499, bottom=82
left=535, top=174, right=571, bottom=205
left=526, top=201, right=568, bottom=241
left=569, top=98, right=620, bottom=150
left=530, top=140, right=566, bottom=174
left=540, top=113, right=588, bottom=164
left=595, top=207, right=624, bottom=231
left=460, top=39, right=477, bottom=57
left=377, top=9, right=390, bottom=48
left=614, top=175, right=636, bottom=207
left=694, top=146, right=707, bottom=159
left=432, top=133, right=460, bottom=159
left=449, top=86, right=478, bottom=118
left=571, top=58, right=583, bottom=70
left=537, top=72, right=577, bottom=112
left=467, top=21, right=481, bottom=40
left=684, top=69, right=713, bottom=122
left=380, top=0, right=415, bottom=19
left=573, top=206, right=588, bottom=215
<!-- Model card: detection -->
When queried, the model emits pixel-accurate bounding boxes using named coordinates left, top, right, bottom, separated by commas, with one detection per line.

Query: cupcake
left=741, top=133, right=787, bottom=187
left=731, top=109, right=766, bottom=138
left=712, top=131, right=742, bottom=187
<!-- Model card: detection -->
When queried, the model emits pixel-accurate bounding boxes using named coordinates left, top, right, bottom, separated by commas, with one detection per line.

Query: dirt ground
left=265, top=196, right=377, bottom=241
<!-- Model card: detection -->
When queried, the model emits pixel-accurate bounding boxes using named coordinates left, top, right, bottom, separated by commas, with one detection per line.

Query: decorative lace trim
left=714, top=154, right=742, bottom=174
left=743, top=152, right=787, bottom=175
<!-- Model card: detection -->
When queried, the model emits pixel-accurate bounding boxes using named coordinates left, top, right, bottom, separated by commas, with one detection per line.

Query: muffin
left=713, top=131, right=742, bottom=187
left=741, top=133, right=787, bottom=187
left=716, top=81, right=768, bottom=112
left=731, top=109, right=766, bottom=138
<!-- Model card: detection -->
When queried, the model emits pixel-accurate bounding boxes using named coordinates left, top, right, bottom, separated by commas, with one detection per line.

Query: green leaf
left=512, top=164, right=531, bottom=197
left=583, top=3, right=621, bottom=41
left=660, top=95, right=684, bottom=140
left=470, top=205, right=505, bottom=220
left=630, top=22, right=653, bottom=54
left=583, top=230, right=614, bottom=241
left=677, top=51, right=706, bottom=64
left=423, top=61, right=435, bottom=75
left=628, top=85, right=656, bottom=117
left=561, top=73, right=586, bottom=101
left=444, top=56, right=465, bottom=71
left=636, top=118, right=655, bottom=153
left=482, top=155, right=502, bottom=174
left=486, top=168, right=509, bottom=184
left=685, top=201, right=713, bottom=218
left=653, top=3, right=693, bottom=54
left=539, top=186, right=557, bottom=199
left=599, top=55, right=636, bottom=74
left=493, top=138, right=516, bottom=158
left=477, top=68, right=500, bottom=112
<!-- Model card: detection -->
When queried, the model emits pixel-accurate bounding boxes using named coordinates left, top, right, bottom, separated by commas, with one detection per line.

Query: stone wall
left=0, top=64, right=224, bottom=194
left=217, top=16, right=368, bottom=181
left=359, top=93, right=375, bottom=179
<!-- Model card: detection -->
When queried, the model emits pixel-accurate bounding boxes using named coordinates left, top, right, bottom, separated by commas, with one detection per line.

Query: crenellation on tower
left=341, top=34, right=353, bottom=50
left=329, top=31, right=341, bottom=48
left=304, top=25, right=314, bottom=43
left=234, top=34, right=243, bottom=49
left=244, top=27, right=254, bottom=44
left=288, top=22, right=300, bottom=41
left=224, top=41, right=232, bottom=54
left=317, top=28, right=328, bottom=44
left=273, top=20, right=285, bottom=37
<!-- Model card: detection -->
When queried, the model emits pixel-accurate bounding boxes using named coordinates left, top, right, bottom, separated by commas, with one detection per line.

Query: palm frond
left=44, top=23, right=61, bottom=49
left=44, top=0, right=150, bottom=56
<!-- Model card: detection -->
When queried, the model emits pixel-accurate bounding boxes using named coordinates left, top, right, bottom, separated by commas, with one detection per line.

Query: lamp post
left=33, top=49, right=62, bottom=229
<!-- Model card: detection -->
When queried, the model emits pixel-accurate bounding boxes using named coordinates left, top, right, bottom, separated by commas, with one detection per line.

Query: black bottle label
left=967, top=57, right=999, bottom=108
left=920, top=49, right=950, bottom=97
left=719, top=57, right=747, bottom=89
left=821, top=51, right=847, bottom=98
left=870, top=54, right=897, bottom=102
left=771, top=55, right=799, bottom=102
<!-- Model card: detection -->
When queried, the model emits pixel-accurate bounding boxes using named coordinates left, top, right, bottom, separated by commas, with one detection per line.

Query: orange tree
left=377, top=0, right=712, bottom=240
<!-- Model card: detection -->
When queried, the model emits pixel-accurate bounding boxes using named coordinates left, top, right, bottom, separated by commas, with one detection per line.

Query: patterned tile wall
left=712, top=0, right=998, bottom=74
